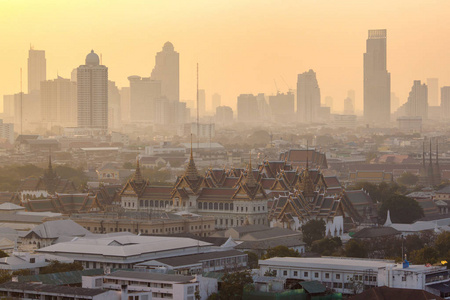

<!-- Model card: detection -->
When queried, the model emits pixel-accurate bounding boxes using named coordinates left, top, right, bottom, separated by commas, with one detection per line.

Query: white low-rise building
left=259, top=257, right=393, bottom=294
left=378, top=264, right=450, bottom=298
left=83, top=270, right=217, bottom=300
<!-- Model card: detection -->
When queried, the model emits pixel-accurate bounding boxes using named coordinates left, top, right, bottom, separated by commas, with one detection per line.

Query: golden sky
left=1, top=0, right=449, bottom=112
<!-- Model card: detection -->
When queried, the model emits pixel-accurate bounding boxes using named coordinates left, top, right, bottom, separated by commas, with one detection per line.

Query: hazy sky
left=1, top=0, right=449, bottom=112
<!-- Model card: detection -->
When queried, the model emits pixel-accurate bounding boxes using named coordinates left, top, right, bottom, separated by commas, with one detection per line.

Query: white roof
left=259, top=257, right=394, bottom=272
left=37, top=234, right=212, bottom=258
left=25, top=219, right=90, bottom=239
left=0, top=203, right=25, bottom=210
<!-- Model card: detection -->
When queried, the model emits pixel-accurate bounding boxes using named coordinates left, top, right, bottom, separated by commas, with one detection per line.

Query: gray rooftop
left=24, top=219, right=91, bottom=239
left=108, top=270, right=195, bottom=283
left=0, top=282, right=107, bottom=297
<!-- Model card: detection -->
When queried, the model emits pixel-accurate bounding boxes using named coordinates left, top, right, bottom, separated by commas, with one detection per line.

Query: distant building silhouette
left=198, top=89, right=206, bottom=117
left=127, top=76, right=161, bottom=123
left=297, top=69, right=320, bottom=123
left=108, top=81, right=121, bottom=129
left=151, top=42, right=179, bottom=102
left=427, top=78, right=439, bottom=106
left=405, top=80, right=428, bottom=119
left=364, top=29, right=391, bottom=124
left=343, top=97, right=354, bottom=115
left=269, top=92, right=295, bottom=122
left=215, top=106, right=233, bottom=125
left=211, top=93, right=221, bottom=113
left=347, top=90, right=355, bottom=110
left=391, top=92, right=400, bottom=112
left=40, top=76, right=77, bottom=127
left=323, top=96, right=333, bottom=111
left=419, top=139, right=441, bottom=186
left=441, top=86, right=450, bottom=120
left=237, top=94, right=259, bottom=123
left=119, top=87, right=130, bottom=123
left=28, top=48, right=46, bottom=93
left=77, top=50, right=108, bottom=131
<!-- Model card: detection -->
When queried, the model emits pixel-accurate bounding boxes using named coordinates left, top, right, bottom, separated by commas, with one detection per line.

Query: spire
left=384, top=210, right=392, bottom=226
left=245, top=152, right=257, bottom=188
left=133, top=157, right=144, bottom=183
left=185, top=134, right=199, bottom=181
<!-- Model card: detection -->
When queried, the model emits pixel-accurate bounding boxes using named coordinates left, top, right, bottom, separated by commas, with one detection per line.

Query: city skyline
left=0, top=1, right=449, bottom=112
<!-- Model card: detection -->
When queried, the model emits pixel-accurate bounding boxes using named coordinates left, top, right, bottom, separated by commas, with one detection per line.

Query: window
left=187, top=286, right=194, bottom=294
left=402, top=276, right=406, bottom=282
left=325, top=273, right=330, bottom=279
left=304, top=272, right=308, bottom=277
left=314, top=272, right=319, bottom=278
left=293, top=271, right=298, bottom=276
left=335, top=274, right=340, bottom=280
left=283, top=270, right=288, bottom=276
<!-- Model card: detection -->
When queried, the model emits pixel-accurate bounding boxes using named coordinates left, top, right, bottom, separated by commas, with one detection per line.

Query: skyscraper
left=28, top=48, right=46, bottom=93
left=297, top=69, right=320, bottom=123
left=128, top=76, right=161, bottom=122
left=77, top=50, right=108, bottom=130
left=269, top=92, right=295, bottom=122
left=364, top=29, right=391, bottom=124
left=237, top=94, right=259, bottom=123
left=211, top=93, right=221, bottom=113
left=441, top=87, right=450, bottom=120
left=40, top=76, right=77, bottom=127
left=427, top=78, right=439, bottom=106
left=151, top=42, right=179, bottom=102
left=405, top=80, right=428, bottom=119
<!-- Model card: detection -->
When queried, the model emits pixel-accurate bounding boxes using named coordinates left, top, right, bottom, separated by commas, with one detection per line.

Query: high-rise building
left=297, top=69, right=320, bottom=123
left=269, top=92, right=295, bottom=122
left=28, top=48, right=46, bottom=93
left=77, top=50, right=108, bottom=131
left=211, top=93, right=221, bottom=112
left=198, top=89, right=206, bottom=117
left=128, top=76, right=161, bottom=123
left=391, top=92, right=400, bottom=112
left=427, top=78, right=439, bottom=106
left=405, top=80, right=428, bottom=119
left=40, top=76, right=77, bottom=127
left=108, top=81, right=121, bottom=129
left=215, top=106, right=233, bottom=125
left=343, top=97, right=354, bottom=115
left=119, top=87, right=131, bottom=123
left=237, top=94, right=259, bottom=123
left=323, top=96, right=333, bottom=111
left=0, top=119, right=14, bottom=144
left=151, top=42, right=179, bottom=102
left=441, top=87, right=450, bottom=120
left=363, top=29, right=391, bottom=124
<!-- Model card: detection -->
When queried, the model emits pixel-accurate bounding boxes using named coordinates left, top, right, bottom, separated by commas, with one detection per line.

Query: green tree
left=244, top=251, right=259, bottom=269
left=434, top=231, right=450, bottom=259
left=40, top=261, right=83, bottom=274
left=397, top=172, right=419, bottom=186
left=410, top=246, right=439, bottom=264
left=311, top=237, right=342, bottom=256
left=263, top=269, right=277, bottom=277
left=345, top=239, right=367, bottom=258
left=0, top=250, right=9, bottom=258
left=219, top=270, right=253, bottom=300
left=379, top=194, right=424, bottom=224
left=262, top=246, right=301, bottom=259
left=301, top=219, right=326, bottom=247
left=0, top=270, right=11, bottom=284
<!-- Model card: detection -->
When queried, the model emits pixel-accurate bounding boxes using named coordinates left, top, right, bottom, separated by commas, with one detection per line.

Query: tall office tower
left=269, top=92, right=295, bottom=122
left=323, top=96, right=333, bottom=110
left=40, top=77, right=77, bottom=127
left=347, top=90, right=356, bottom=108
left=198, top=89, right=206, bottom=117
left=297, top=69, right=321, bottom=123
left=364, top=29, right=391, bottom=124
left=441, top=87, right=450, bottom=120
left=119, top=87, right=131, bottom=123
left=391, top=92, right=400, bottom=112
left=405, top=80, right=428, bottom=119
left=28, top=48, right=46, bottom=93
left=343, top=97, right=354, bottom=115
left=257, top=93, right=271, bottom=120
left=77, top=50, right=108, bottom=130
left=427, top=78, right=439, bottom=106
left=211, top=93, right=221, bottom=112
left=2, top=95, right=14, bottom=119
left=215, top=106, right=233, bottom=125
left=150, top=42, right=179, bottom=102
left=237, top=94, right=259, bottom=123
left=108, top=81, right=121, bottom=129
left=128, top=76, right=161, bottom=123
left=70, top=69, right=77, bottom=82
